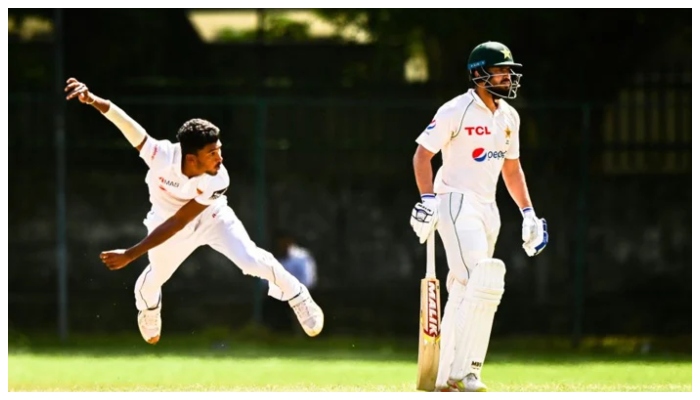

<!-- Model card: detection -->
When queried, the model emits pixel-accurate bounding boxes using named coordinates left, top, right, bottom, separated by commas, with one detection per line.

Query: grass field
left=8, top=333, right=692, bottom=392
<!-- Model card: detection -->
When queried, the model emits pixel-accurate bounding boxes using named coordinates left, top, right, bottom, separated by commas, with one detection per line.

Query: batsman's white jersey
left=416, top=88, right=520, bottom=203
left=415, top=88, right=520, bottom=284
left=133, top=136, right=303, bottom=311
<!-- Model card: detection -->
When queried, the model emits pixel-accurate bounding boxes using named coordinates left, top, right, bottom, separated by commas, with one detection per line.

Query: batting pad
left=451, top=258, right=506, bottom=380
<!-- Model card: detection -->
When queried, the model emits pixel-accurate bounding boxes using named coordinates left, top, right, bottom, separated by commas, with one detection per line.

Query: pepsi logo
left=472, top=148, right=507, bottom=162
left=472, top=148, right=487, bottom=162
left=426, top=120, right=437, bottom=130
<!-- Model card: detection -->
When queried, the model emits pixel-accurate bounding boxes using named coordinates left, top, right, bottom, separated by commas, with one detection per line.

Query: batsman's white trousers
left=134, top=205, right=302, bottom=311
left=436, top=192, right=501, bottom=288
left=435, top=191, right=504, bottom=385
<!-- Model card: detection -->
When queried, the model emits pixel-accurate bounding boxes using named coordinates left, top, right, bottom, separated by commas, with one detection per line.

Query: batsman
left=410, top=41, right=549, bottom=392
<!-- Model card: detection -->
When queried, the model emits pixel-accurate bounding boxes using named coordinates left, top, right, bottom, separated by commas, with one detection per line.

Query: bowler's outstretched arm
left=100, top=198, right=209, bottom=270
left=64, top=77, right=148, bottom=152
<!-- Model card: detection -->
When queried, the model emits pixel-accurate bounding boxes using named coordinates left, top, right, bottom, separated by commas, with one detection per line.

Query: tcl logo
left=423, top=281, right=440, bottom=338
left=465, top=126, right=492, bottom=135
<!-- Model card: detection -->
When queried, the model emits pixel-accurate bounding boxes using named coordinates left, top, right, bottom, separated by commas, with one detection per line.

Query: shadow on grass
left=9, top=326, right=691, bottom=365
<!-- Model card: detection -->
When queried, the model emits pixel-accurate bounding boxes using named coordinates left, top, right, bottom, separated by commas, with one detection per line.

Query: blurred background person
left=263, top=229, right=318, bottom=334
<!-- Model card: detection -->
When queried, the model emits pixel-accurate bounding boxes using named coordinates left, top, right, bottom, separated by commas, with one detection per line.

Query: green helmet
left=467, top=41, right=523, bottom=99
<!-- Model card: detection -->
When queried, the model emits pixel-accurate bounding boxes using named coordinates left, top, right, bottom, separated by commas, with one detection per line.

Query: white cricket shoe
left=137, top=304, right=162, bottom=345
left=288, top=286, right=324, bottom=337
left=437, top=373, right=488, bottom=392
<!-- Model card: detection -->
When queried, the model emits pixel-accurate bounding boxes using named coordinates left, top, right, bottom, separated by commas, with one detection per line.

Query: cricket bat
left=416, top=232, right=441, bottom=391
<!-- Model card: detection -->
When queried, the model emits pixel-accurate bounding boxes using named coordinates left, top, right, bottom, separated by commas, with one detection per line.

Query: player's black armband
left=210, top=187, right=228, bottom=200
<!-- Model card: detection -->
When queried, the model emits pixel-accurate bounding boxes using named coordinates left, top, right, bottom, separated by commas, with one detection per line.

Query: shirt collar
left=469, top=88, right=501, bottom=114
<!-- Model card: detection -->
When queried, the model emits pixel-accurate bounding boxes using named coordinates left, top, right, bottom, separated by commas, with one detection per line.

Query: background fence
left=8, top=83, right=691, bottom=342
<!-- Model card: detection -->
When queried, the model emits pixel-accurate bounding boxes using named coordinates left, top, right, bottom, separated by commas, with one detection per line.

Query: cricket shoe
left=288, top=286, right=324, bottom=337
left=137, top=303, right=162, bottom=345
left=436, top=374, right=488, bottom=392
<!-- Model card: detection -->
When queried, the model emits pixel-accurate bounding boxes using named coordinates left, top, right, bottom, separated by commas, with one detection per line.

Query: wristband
left=521, top=207, right=535, bottom=217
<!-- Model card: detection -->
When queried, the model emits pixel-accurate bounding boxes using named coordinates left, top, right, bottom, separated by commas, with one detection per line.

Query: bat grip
left=426, top=231, right=436, bottom=278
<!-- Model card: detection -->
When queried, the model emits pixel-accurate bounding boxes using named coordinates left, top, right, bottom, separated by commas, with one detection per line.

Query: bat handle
left=426, top=231, right=436, bottom=278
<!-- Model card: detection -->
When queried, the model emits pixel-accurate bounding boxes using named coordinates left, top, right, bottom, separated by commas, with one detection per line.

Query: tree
left=314, top=9, right=691, bottom=102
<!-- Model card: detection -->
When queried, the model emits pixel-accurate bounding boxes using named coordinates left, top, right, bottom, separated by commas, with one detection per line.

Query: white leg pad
left=450, top=258, right=506, bottom=380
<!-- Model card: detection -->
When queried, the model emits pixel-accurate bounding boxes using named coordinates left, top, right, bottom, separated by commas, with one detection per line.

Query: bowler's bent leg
left=204, top=207, right=324, bottom=337
left=132, top=225, right=200, bottom=344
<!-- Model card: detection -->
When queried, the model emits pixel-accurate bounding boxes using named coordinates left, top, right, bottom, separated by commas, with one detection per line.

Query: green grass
left=8, top=333, right=693, bottom=392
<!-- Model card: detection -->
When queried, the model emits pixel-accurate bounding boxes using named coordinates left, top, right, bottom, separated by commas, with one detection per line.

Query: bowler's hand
left=64, top=77, right=95, bottom=104
left=100, top=249, right=136, bottom=270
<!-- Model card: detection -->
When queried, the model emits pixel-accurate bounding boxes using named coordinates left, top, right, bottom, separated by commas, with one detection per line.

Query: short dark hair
left=176, top=118, right=220, bottom=155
